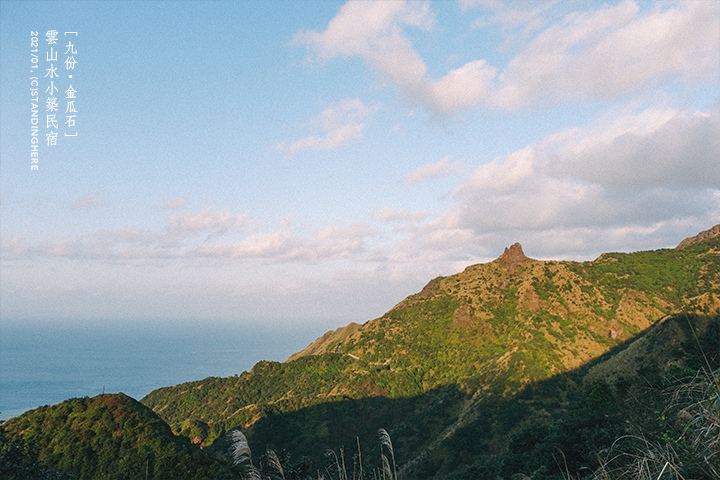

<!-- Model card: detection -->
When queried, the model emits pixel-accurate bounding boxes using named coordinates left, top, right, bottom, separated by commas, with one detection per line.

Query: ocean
left=0, top=319, right=321, bottom=421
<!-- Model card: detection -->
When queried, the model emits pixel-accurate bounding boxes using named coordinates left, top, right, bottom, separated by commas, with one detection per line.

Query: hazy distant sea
left=0, top=320, right=320, bottom=421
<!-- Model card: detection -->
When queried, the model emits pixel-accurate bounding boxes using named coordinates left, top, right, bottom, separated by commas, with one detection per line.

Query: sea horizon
left=0, top=319, right=326, bottom=421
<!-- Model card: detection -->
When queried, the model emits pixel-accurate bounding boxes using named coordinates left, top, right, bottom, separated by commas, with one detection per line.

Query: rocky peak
left=676, top=224, right=720, bottom=249
left=498, top=242, right=530, bottom=274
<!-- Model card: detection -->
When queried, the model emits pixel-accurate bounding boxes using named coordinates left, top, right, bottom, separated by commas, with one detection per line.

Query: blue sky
left=1, top=0, right=718, bottom=328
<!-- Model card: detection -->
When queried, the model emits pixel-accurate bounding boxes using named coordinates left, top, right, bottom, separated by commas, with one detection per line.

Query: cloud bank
left=6, top=103, right=717, bottom=266
left=297, top=0, right=719, bottom=115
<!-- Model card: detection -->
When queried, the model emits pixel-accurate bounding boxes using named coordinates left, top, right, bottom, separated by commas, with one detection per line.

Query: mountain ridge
left=287, top=229, right=720, bottom=373
left=677, top=223, right=720, bottom=248
left=4, top=225, right=719, bottom=479
left=141, top=227, right=719, bottom=450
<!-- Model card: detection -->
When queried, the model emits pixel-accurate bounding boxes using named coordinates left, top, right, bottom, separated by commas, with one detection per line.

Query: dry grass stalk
left=228, top=429, right=260, bottom=480
left=378, top=428, right=397, bottom=480
left=266, top=448, right=285, bottom=480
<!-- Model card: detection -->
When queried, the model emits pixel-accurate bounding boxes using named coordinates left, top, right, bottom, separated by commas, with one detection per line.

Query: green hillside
left=139, top=228, right=719, bottom=478
left=1, top=393, right=235, bottom=480
left=4, top=227, right=718, bottom=479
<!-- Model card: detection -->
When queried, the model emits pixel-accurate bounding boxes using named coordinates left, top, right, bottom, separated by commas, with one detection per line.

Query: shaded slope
left=202, top=313, right=720, bottom=479
left=430, top=312, right=720, bottom=480
left=142, top=229, right=719, bottom=456
left=6, top=228, right=717, bottom=480
left=143, top=352, right=425, bottom=447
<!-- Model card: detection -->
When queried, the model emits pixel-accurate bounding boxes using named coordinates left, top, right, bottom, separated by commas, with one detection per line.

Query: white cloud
left=367, top=213, right=481, bottom=265
left=464, top=0, right=557, bottom=30
left=441, top=102, right=720, bottom=257
left=296, top=0, right=496, bottom=116
left=8, top=206, right=253, bottom=261
left=494, top=0, right=720, bottom=108
left=552, top=107, right=720, bottom=191
left=276, top=124, right=365, bottom=155
left=428, top=60, right=497, bottom=115
left=0, top=237, right=26, bottom=257
left=44, top=236, right=86, bottom=257
left=403, top=156, right=463, bottom=186
left=456, top=148, right=534, bottom=193
left=7, top=102, right=718, bottom=276
left=310, top=102, right=718, bottom=265
left=193, top=222, right=372, bottom=262
left=70, top=191, right=103, bottom=211
left=298, top=0, right=719, bottom=114
left=22, top=199, right=372, bottom=264
left=371, top=207, right=431, bottom=223
left=295, top=1, right=434, bottom=62
left=312, top=222, right=373, bottom=259
left=96, top=226, right=152, bottom=244
left=312, top=98, right=376, bottom=130
left=276, top=98, right=379, bottom=155
left=165, top=207, right=251, bottom=235
left=196, top=231, right=299, bottom=259
left=34, top=228, right=165, bottom=260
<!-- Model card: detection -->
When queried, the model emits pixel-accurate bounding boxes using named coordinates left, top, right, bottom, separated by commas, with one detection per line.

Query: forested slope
left=140, top=228, right=719, bottom=478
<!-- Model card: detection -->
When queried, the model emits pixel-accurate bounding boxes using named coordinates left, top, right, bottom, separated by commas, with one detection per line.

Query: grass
left=589, top=434, right=689, bottom=480
left=563, top=365, right=719, bottom=479
left=229, top=428, right=399, bottom=480
left=664, top=366, right=720, bottom=478
left=229, top=430, right=260, bottom=480
left=266, top=449, right=286, bottom=480
left=225, top=362, right=716, bottom=480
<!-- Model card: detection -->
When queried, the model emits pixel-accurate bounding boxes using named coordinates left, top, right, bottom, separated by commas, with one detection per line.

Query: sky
left=1, top=0, right=718, bottom=329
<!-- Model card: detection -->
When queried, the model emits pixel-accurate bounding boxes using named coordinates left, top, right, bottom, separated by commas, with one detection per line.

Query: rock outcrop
left=677, top=224, right=720, bottom=248
left=498, top=242, right=531, bottom=274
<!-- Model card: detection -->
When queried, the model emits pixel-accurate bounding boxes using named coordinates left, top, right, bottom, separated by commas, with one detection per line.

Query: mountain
left=676, top=223, right=720, bottom=248
left=139, top=226, right=719, bottom=478
left=4, top=227, right=718, bottom=479
left=1, top=393, right=235, bottom=480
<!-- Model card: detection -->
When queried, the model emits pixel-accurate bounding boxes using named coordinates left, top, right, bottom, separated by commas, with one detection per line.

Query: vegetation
left=2, top=227, right=718, bottom=479
left=226, top=426, right=400, bottom=480
left=581, top=330, right=720, bottom=480
left=0, top=422, right=75, bottom=480
left=1, top=393, right=235, bottom=479
left=481, top=314, right=720, bottom=480
left=143, top=234, right=719, bottom=449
